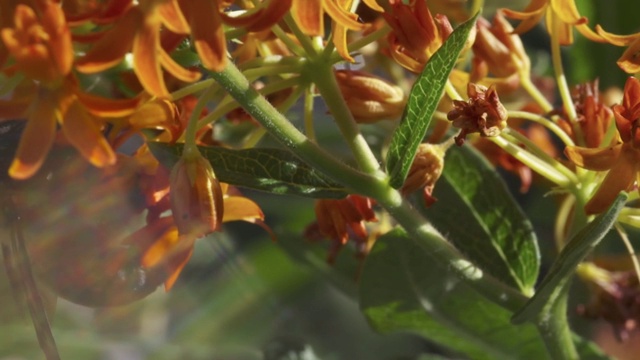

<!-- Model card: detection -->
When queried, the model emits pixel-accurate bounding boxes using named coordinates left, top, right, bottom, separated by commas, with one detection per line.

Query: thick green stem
left=536, top=290, right=578, bottom=360
left=308, top=63, right=381, bottom=174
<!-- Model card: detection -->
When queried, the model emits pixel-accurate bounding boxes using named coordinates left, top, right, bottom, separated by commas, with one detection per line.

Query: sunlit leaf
left=386, top=12, right=479, bottom=189
left=417, top=145, right=540, bottom=294
left=148, top=142, right=348, bottom=198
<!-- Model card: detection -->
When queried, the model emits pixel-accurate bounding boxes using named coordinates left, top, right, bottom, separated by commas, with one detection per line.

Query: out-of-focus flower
left=382, top=0, right=455, bottom=73
left=471, top=12, right=530, bottom=82
left=401, top=140, right=451, bottom=205
left=595, top=26, right=640, bottom=74
left=565, top=77, right=640, bottom=214
left=501, top=0, right=602, bottom=45
left=334, top=70, right=405, bottom=123
left=448, top=83, right=508, bottom=146
left=0, top=1, right=140, bottom=179
left=306, top=194, right=377, bottom=262
left=75, top=0, right=292, bottom=97
left=291, top=0, right=382, bottom=62
left=577, top=261, right=640, bottom=341
left=557, top=80, right=613, bottom=148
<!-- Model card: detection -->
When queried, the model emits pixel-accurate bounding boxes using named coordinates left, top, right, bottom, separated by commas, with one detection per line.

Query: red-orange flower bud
left=335, top=70, right=406, bottom=123
left=401, top=140, right=452, bottom=206
left=169, top=152, right=223, bottom=238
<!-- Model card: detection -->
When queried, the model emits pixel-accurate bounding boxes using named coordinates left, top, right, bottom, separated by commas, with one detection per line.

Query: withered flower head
left=334, top=70, right=406, bottom=123
left=448, top=83, right=508, bottom=146
left=307, top=194, right=377, bottom=262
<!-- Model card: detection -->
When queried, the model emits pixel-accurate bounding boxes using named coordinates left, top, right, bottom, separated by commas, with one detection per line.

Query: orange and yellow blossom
left=565, top=77, right=640, bottom=214
left=382, top=0, right=454, bottom=73
left=0, top=1, right=139, bottom=180
left=74, top=0, right=292, bottom=97
left=501, top=0, right=603, bottom=45
left=595, top=26, right=640, bottom=74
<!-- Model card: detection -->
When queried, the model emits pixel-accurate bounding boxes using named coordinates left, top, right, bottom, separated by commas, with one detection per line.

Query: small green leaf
left=359, top=228, right=610, bottom=360
left=148, top=142, right=348, bottom=198
left=512, top=193, right=627, bottom=325
left=417, top=145, right=540, bottom=294
left=386, top=12, right=479, bottom=189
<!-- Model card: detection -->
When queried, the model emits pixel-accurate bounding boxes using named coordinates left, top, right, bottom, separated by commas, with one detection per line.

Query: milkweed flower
left=401, top=140, right=451, bottom=206
left=501, top=0, right=602, bottom=45
left=595, top=26, right=640, bottom=74
left=565, top=77, right=640, bottom=214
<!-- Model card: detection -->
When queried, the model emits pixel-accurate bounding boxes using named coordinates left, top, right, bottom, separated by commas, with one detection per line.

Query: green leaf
left=386, top=12, right=479, bottom=189
left=148, top=142, right=348, bottom=198
left=359, top=228, right=610, bottom=360
left=417, top=145, right=540, bottom=294
left=512, top=193, right=628, bottom=325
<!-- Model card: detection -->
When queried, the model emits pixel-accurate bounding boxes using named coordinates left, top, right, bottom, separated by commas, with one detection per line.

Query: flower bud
left=335, top=70, right=406, bottom=123
left=448, top=83, right=507, bottom=146
left=402, top=140, right=451, bottom=206
left=169, top=152, right=223, bottom=238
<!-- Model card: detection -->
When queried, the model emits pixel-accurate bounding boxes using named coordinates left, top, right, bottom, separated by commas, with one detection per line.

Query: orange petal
left=159, top=47, right=202, bottom=83
left=61, top=101, right=116, bottom=168
left=291, top=0, right=323, bottom=36
left=0, top=98, right=30, bottom=118
left=323, top=0, right=366, bottom=31
left=75, top=8, right=140, bottom=73
left=220, top=0, right=292, bottom=32
left=129, top=99, right=177, bottom=128
left=141, top=223, right=181, bottom=267
left=584, top=146, right=639, bottom=214
left=596, top=25, right=640, bottom=46
left=158, top=0, right=190, bottom=34
left=564, top=144, right=621, bottom=171
left=362, top=0, right=383, bottom=12
left=549, top=0, right=586, bottom=25
left=9, top=92, right=57, bottom=179
left=186, top=0, right=227, bottom=72
left=617, top=38, right=640, bottom=74
left=222, top=196, right=265, bottom=222
left=575, top=23, right=605, bottom=43
left=501, top=6, right=545, bottom=36
left=163, top=246, right=193, bottom=291
left=133, top=16, right=169, bottom=97
left=75, top=91, right=140, bottom=117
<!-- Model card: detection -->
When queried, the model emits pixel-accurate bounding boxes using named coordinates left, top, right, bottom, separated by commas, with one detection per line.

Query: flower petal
left=61, top=101, right=116, bottom=168
left=564, top=144, right=621, bottom=171
left=617, top=37, right=640, bottom=74
left=159, top=47, right=202, bottom=83
left=158, top=0, right=190, bottom=34
left=75, top=91, right=140, bottom=117
left=222, top=196, right=264, bottom=222
left=291, top=0, right=323, bottom=36
left=185, top=0, right=227, bottom=72
left=9, top=91, right=57, bottom=179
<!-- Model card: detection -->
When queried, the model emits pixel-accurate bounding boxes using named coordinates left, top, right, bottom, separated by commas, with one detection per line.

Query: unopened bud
left=169, top=152, right=223, bottom=238
left=335, top=70, right=406, bottom=123
left=402, top=139, right=452, bottom=206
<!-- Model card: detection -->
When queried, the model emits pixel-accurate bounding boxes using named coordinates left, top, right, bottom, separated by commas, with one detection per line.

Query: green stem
left=183, top=85, right=215, bottom=158
left=209, top=61, right=530, bottom=313
left=170, top=79, right=216, bottom=101
left=508, top=110, right=575, bottom=147
left=520, top=75, right=553, bottom=114
left=307, top=63, right=381, bottom=174
left=535, top=290, right=578, bottom=360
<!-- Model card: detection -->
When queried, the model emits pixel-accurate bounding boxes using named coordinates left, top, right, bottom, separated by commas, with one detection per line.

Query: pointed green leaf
left=359, top=228, right=610, bottom=359
left=148, top=142, right=348, bottom=198
left=386, top=12, right=479, bottom=189
left=512, top=193, right=627, bottom=324
left=417, top=145, right=540, bottom=294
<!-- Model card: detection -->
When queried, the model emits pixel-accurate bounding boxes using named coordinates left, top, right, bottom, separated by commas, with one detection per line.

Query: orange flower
left=565, top=77, right=640, bottom=214
left=0, top=1, right=139, bottom=179
left=74, top=0, right=292, bottom=97
left=306, top=195, right=377, bottom=262
left=595, top=26, right=640, bottom=74
left=501, top=0, right=602, bottom=45
left=291, top=0, right=382, bottom=62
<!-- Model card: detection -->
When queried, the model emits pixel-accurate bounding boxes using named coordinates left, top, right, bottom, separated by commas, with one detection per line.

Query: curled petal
left=549, top=0, right=586, bottom=25
left=501, top=4, right=545, bottom=35
left=220, top=0, right=292, bottom=32
left=291, top=0, right=323, bottom=36
left=585, top=145, right=640, bottom=214
left=75, top=91, right=140, bottom=117
left=158, top=0, right=190, bottom=34
left=222, top=196, right=265, bottom=223
left=8, top=92, right=57, bottom=179
left=617, top=37, right=640, bottom=74
left=75, top=9, right=140, bottom=73
left=187, top=0, right=226, bottom=72
left=129, top=99, right=177, bottom=129
left=133, top=17, right=169, bottom=97
left=323, top=0, right=366, bottom=31
left=159, top=48, right=202, bottom=83
left=564, top=144, right=621, bottom=171
left=362, top=0, right=383, bottom=12
left=596, top=25, right=639, bottom=46
left=62, top=101, right=117, bottom=168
